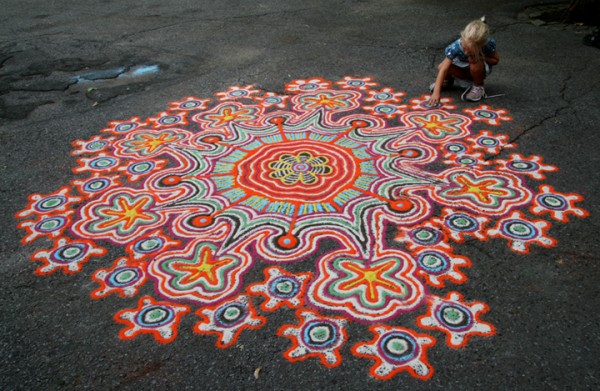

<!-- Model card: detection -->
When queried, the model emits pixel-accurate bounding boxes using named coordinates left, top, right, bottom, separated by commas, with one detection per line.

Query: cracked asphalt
left=1, top=0, right=599, bottom=389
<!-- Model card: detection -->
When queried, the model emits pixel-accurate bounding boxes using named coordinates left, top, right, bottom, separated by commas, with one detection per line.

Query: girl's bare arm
left=428, top=58, right=452, bottom=106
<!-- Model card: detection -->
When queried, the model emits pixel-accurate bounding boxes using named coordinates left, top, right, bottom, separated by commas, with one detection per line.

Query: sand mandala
left=16, top=77, right=588, bottom=380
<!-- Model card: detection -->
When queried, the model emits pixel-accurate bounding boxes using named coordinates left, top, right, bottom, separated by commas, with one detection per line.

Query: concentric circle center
left=235, top=140, right=360, bottom=203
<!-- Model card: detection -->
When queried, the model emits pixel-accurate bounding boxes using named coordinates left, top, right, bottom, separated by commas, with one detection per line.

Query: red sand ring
left=350, top=120, right=369, bottom=129
left=202, top=136, right=221, bottom=144
left=269, top=117, right=286, bottom=125
left=277, top=233, right=299, bottom=249
left=390, top=198, right=414, bottom=213
left=162, top=175, right=182, bottom=186
left=189, top=214, right=213, bottom=228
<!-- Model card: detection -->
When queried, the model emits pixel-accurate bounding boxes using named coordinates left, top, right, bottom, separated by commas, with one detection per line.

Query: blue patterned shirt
left=445, top=38, right=497, bottom=67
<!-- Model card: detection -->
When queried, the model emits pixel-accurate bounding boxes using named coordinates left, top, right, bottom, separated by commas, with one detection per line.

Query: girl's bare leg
left=446, top=63, right=485, bottom=85
left=469, top=60, right=485, bottom=85
left=447, top=64, right=472, bottom=80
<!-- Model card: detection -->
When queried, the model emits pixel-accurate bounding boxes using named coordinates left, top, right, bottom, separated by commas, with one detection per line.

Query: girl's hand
left=485, top=51, right=500, bottom=66
left=427, top=92, right=441, bottom=107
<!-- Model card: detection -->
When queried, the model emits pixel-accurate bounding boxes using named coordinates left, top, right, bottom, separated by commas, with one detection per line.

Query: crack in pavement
left=510, top=105, right=569, bottom=143
left=6, top=80, right=78, bottom=94
left=507, top=64, right=584, bottom=146
left=484, top=64, right=590, bottom=162
left=1, top=61, right=162, bottom=121
left=0, top=67, right=180, bottom=131
left=480, top=105, right=570, bottom=163
left=0, top=55, right=15, bottom=70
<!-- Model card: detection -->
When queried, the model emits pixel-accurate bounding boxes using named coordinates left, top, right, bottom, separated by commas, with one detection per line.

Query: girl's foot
left=464, top=85, right=485, bottom=101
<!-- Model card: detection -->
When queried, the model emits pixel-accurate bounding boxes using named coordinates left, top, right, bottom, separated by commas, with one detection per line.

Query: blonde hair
left=461, top=17, right=489, bottom=60
left=461, top=17, right=489, bottom=45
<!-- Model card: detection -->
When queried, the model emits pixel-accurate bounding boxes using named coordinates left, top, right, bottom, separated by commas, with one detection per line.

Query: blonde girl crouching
left=428, top=17, right=500, bottom=105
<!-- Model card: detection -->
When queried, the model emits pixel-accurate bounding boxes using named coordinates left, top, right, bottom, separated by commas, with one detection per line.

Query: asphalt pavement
left=1, top=0, right=599, bottom=389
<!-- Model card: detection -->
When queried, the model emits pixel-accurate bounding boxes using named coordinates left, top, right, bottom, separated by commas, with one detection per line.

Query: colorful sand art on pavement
left=15, top=77, right=588, bottom=380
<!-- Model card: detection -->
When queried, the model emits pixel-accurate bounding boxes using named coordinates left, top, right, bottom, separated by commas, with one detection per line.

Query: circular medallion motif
left=236, top=140, right=355, bottom=202
left=15, top=77, right=587, bottom=381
